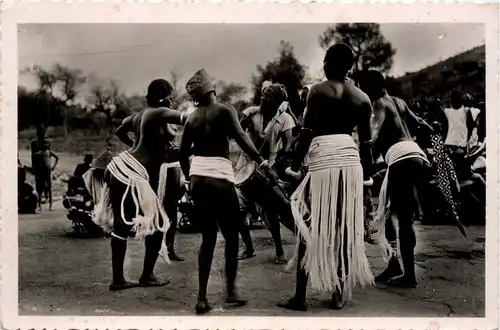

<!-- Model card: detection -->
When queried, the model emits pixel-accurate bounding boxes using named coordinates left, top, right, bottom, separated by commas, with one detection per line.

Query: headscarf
left=185, top=69, right=215, bottom=99
left=262, top=83, right=288, bottom=104
left=261, top=80, right=273, bottom=93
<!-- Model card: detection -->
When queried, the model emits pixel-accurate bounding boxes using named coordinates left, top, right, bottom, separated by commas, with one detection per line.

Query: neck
left=327, top=74, right=346, bottom=82
left=372, top=90, right=388, bottom=101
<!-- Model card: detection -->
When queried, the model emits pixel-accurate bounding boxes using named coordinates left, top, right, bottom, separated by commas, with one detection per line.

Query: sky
left=18, top=23, right=485, bottom=98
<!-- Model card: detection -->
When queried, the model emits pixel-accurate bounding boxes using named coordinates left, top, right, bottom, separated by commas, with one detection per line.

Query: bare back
left=372, top=95, right=414, bottom=157
left=305, top=80, right=372, bottom=140
left=128, top=107, right=183, bottom=168
left=185, top=103, right=233, bottom=159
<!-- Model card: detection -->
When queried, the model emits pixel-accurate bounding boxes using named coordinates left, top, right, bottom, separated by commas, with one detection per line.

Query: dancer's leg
left=387, top=158, right=422, bottom=288
left=218, top=182, right=246, bottom=306
left=165, top=168, right=185, bottom=261
left=191, top=176, right=218, bottom=314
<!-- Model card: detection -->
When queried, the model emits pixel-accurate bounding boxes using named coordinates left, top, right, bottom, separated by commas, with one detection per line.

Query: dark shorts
left=387, top=157, right=430, bottom=222
left=190, top=175, right=241, bottom=232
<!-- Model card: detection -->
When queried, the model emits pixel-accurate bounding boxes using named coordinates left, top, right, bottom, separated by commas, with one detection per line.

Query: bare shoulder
left=344, top=82, right=371, bottom=105
left=215, top=102, right=236, bottom=116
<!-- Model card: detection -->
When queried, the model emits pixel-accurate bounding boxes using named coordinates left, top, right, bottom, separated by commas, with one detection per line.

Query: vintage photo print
left=1, top=2, right=498, bottom=329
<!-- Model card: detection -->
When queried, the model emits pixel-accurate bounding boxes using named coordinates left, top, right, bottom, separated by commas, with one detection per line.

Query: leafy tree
left=251, top=41, right=307, bottom=117
left=319, top=23, right=396, bottom=79
left=87, top=77, right=122, bottom=136
left=52, top=64, right=87, bottom=137
left=21, top=64, right=60, bottom=127
left=217, top=80, right=247, bottom=107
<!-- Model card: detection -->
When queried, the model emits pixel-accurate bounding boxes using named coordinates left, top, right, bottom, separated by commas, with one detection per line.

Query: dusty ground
left=18, top=203, right=485, bottom=317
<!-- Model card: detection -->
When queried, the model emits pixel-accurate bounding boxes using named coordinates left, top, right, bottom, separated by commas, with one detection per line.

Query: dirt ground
left=18, top=202, right=485, bottom=317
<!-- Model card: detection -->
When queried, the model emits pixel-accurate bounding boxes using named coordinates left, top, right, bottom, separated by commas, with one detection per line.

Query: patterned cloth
left=430, top=133, right=461, bottom=226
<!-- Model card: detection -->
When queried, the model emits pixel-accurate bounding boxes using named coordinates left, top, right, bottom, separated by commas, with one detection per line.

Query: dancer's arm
left=50, top=151, right=59, bottom=171
left=179, top=121, right=193, bottom=180
left=115, top=116, right=135, bottom=147
left=289, top=87, right=319, bottom=172
left=358, top=100, right=374, bottom=181
left=224, top=105, right=265, bottom=165
left=156, top=107, right=188, bottom=126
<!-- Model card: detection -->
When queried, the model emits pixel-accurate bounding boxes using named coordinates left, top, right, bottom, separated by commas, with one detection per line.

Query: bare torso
left=185, top=103, right=233, bottom=159
left=306, top=80, right=371, bottom=136
left=107, top=107, right=183, bottom=190
left=179, top=102, right=263, bottom=179
left=372, top=95, right=414, bottom=157
left=31, top=139, right=52, bottom=174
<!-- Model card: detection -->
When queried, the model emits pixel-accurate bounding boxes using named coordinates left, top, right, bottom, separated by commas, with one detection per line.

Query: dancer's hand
left=258, top=159, right=270, bottom=169
left=285, top=167, right=301, bottom=180
left=363, top=178, right=374, bottom=187
left=183, top=179, right=191, bottom=192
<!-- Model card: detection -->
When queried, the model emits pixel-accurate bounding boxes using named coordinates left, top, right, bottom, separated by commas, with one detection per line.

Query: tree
left=87, top=77, right=122, bottom=136
left=217, top=80, right=247, bottom=106
left=319, top=23, right=396, bottom=79
left=251, top=41, right=307, bottom=117
left=21, top=64, right=60, bottom=127
left=52, top=64, right=87, bottom=138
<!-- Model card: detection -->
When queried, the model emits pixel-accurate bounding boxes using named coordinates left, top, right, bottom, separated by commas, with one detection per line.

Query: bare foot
left=238, top=250, right=256, bottom=260
left=330, top=288, right=347, bottom=310
left=195, top=299, right=212, bottom=315
left=375, top=256, right=403, bottom=283
left=109, top=281, right=139, bottom=291
left=225, top=293, right=247, bottom=307
left=168, top=252, right=185, bottom=262
left=387, top=275, right=418, bottom=288
left=277, top=297, right=308, bottom=311
left=274, top=254, right=287, bottom=265
left=138, top=274, right=169, bottom=287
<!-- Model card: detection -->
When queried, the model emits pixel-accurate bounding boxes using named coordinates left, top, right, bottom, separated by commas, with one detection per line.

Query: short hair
left=146, top=79, right=174, bottom=107
left=450, top=90, right=462, bottom=99
left=84, top=154, right=93, bottom=163
left=324, top=43, right=355, bottom=75
left=363, top=70, right=386, bottom=89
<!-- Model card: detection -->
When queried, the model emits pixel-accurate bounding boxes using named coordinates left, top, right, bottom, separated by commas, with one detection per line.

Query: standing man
left=443, top=91, right=475, bottom=168
left=94, top=79, right=188, bottom=291
left=31, top=125, right=59, bottom=211
left=279, top=44, right=374, bottom=311
left=179, top=69, right=268, bottom=314
left=236, top=83, right=296, bottom=263
left=115, top=79, right=186, bottom=261
left=359, top=69, right=431, bottom=288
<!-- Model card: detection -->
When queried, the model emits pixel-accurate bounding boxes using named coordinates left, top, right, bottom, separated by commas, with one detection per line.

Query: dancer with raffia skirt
left=93, top=79, right=188, bottom=291
left=280, top=44, right=375, bottom=311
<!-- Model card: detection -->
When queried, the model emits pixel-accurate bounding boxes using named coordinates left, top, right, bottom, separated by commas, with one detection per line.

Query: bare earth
left=18, top=202, right=485, bottom=317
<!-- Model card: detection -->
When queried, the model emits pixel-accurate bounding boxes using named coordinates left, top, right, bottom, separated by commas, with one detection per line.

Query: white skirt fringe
left=287, top=135, right=374, bottom=297
left=93, top=151, right=171, bottom=263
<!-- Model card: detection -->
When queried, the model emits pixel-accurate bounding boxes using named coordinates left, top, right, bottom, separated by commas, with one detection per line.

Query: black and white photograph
left=1, top=2, right=498, bottom=329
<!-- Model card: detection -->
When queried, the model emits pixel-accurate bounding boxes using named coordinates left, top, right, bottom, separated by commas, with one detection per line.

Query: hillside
left=388, top=45, right=485, bottom=102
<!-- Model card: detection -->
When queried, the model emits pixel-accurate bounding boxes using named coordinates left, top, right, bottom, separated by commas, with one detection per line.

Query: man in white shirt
left=443, top=91, right=476, bottom=168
